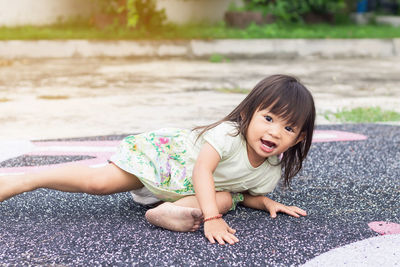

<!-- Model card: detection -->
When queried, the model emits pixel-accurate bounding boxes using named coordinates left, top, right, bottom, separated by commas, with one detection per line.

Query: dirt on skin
left=0, top=57, right=399, bottom=140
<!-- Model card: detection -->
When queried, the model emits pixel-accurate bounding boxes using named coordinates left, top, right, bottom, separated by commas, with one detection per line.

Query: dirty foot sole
left=145, top=202, right=203, bottom=232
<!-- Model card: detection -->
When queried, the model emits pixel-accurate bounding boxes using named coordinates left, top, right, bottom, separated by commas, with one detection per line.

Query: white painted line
left=313, top=133, right=338, bottom=139
left=89, top=163, right=109, bottom=168
left=0, top=140, right=34, bottom=162
left=0, top=172, right=25, bottom=176
left=302, top=234, right=400, bottom=266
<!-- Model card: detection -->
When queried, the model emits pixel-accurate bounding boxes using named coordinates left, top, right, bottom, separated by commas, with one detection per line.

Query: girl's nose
left=268, top=123, right=281, bottom=138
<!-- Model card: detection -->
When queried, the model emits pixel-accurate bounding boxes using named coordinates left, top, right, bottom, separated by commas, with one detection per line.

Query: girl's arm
left=192, top=142, right=239, bottom=245
left=241, top=193, right=307, bottom=218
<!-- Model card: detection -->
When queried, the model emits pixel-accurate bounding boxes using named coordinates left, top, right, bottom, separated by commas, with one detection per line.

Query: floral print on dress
left=110, top=128, right=195, bottom=202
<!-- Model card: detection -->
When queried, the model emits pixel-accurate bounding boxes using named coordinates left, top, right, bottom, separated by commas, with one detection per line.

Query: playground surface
left=0, top=56, right=399, bottom=265
left=0, top=123, right=399, bottom=266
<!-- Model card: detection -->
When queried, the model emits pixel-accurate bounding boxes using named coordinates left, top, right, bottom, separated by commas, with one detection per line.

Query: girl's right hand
left=204, top=218, right=239, bottom=245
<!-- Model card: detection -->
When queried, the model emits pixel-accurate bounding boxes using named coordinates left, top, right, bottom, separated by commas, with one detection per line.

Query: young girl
left=0, top=74, right=315, bottom=246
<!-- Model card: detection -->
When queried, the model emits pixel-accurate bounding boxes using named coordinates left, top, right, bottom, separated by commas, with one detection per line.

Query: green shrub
left=242, top=0, right=354, bottom=23
left=241, top=0, right=270, bottom=13
left=94, top=0, right=166, bottom=32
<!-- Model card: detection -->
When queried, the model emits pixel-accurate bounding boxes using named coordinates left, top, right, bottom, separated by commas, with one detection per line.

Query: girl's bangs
left=259, top=86, right=311, bottom=130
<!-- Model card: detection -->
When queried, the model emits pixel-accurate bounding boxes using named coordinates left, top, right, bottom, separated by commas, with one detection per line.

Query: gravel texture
left=0, top=124, right=399, bottom=266
left=0, top=155, right=95, bottom=168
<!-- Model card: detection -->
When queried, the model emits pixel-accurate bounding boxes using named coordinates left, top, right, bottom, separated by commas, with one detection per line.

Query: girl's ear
left=240, top=111, right=246, bottom=121
left=295, top=132, right=306, bottom=145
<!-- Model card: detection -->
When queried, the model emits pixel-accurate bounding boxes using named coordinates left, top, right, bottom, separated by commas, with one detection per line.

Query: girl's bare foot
left=145, top=202, right=203, bottom=232
left=0, top=175, right=29, bottom=202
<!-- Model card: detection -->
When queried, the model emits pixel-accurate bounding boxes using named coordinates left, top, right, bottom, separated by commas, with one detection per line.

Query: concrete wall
left=156, top=0, right=232, bottom=24
left=0, top=0, right=94, bottom=26
left=0, top=0, right=243, bottom=27
left=1, top=39, right=399, bottom=59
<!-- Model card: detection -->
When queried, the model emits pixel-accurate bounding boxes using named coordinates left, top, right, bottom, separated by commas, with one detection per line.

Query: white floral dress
left=110, top=128, right=196, bottom=202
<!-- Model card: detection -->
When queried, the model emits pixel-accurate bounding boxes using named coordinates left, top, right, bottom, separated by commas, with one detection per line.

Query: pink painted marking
left=368, top=221, right=400, bottom=235
left=0, top=152, right=114, bottom=174
left=313, top=130, right=367, bottom=143
left=0, top=130, right=368, bottom=175
left=32, top=140, right=121, bottom=147
left=0, top=140, right=119, bottom=174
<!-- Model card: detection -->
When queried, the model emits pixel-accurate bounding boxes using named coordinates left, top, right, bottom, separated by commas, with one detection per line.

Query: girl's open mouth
left=261, top=140, right=276, bottom=153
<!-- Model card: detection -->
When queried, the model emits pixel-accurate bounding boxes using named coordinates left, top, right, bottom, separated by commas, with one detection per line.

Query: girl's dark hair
left=194, top=74, right=316, bottom=188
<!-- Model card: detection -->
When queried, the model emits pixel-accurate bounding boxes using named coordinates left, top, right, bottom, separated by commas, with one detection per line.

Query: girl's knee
left=216, top=191, right=233, bottom=214
left=84, top=164, right=141, bottom=195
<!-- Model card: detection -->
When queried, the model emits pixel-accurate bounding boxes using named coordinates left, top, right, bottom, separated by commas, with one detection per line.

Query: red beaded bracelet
left=204, top=214, right=222, bottom=222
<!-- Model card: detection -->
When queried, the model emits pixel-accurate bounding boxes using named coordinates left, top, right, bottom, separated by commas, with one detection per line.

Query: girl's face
left=245, top=107, right=304, bottom=167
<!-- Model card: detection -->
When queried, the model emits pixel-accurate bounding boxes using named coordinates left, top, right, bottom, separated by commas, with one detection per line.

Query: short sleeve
left=201, top=122, right=241, bottom=160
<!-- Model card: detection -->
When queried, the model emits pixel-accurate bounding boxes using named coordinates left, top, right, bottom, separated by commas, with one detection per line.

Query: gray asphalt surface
left=0, top=123, right=399, bottom=266
left=1, top=54, right=399, bottom=265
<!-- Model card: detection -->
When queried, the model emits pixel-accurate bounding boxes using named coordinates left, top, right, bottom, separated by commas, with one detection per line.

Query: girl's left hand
left=262, top=197, right=307, bottom=218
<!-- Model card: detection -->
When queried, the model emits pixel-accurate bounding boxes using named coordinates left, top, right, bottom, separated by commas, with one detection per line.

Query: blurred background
left=1, top=0, right=400, bottom=30
left=1, top=0, right=400, bottom=29
left=0, top=0, right=399, bottom=139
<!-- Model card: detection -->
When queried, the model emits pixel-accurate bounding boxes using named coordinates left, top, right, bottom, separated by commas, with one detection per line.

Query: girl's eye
left=265, top=116, right=273, bottom=122
left=285, top=126, right=294, bottom=133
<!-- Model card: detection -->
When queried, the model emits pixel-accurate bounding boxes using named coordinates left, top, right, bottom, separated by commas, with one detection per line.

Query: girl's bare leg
left=145, top=192, right=233, bottom=232
left=0, top=163, right=143, bottom=202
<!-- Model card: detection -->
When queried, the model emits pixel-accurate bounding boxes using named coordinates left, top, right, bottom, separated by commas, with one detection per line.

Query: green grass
left=325, top=107, right=400, bottom=123
left=1, top=22, right=400, bottom=40
left=209, top=53, right=230, bottom=63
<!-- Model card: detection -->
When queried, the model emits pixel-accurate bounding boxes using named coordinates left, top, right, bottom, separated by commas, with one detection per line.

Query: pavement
left=0, top=57, right=400, bottom=140
left=1, top=39, right=400, bottom=59
left=0, top=124, right=399, bottom=266
left=0, top=41, right=399, bottom=265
